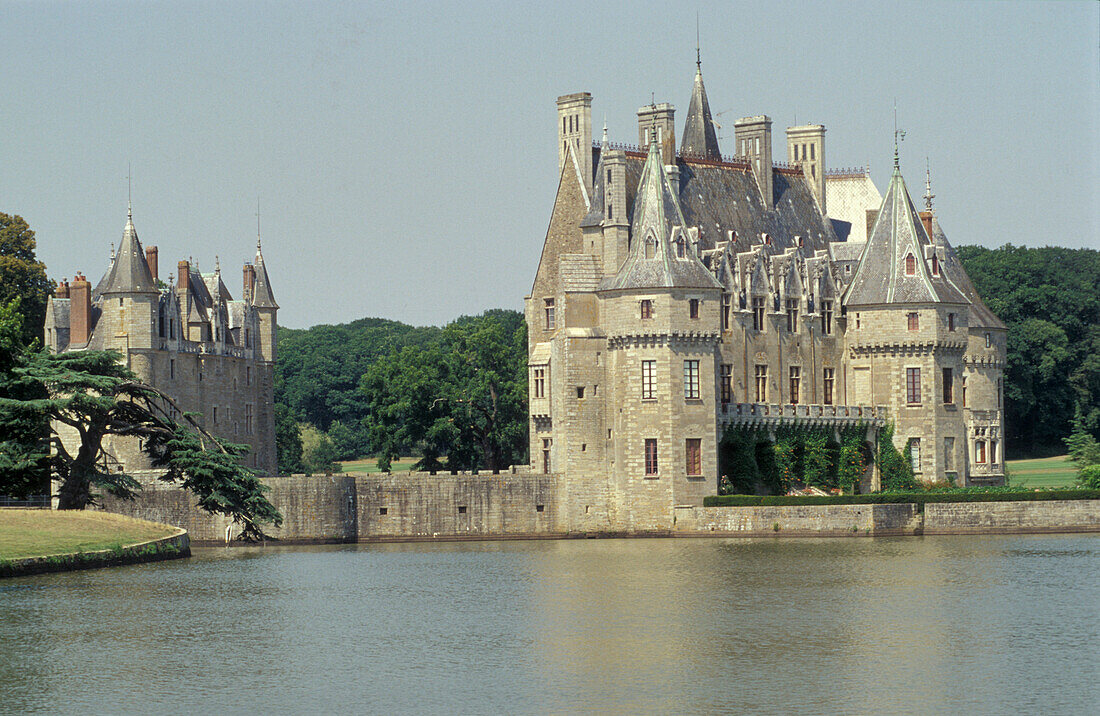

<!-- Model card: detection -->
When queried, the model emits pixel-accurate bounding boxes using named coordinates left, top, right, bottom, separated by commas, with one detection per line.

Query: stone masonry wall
left=924, top=500, right=1100, bottom=534
left=673, top=503, right=922, bottom=537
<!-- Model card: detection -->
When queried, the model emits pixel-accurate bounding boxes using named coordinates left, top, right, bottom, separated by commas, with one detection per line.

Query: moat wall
left=100, top=473, right=1100, bottom=543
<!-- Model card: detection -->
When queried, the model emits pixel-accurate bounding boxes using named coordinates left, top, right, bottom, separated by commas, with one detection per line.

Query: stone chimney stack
left=69, top=272, right=91, bottom=346
left=243, top=263, right=256, bottom=303
left=918, top=211, right=935, bottom=242
left=734, top=116, right=774, bottom=207
left=177, top=260, right=191, bottom=338
left=637, top=102, right=676, bottom=166
left=557, top=92, right=593, bottom=196
left=56, top=279, right=70, bottom=299
left=145, top=246, right=159, bottom=283
left=786, top=124, right=826, bottom=213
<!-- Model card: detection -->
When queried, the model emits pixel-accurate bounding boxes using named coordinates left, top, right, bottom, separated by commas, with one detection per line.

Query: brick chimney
left=243, top=263, right=255, bottom=303
left=56, top=278, right=70, bottom=299
left=145, top=246, right=159, bottom=282
left=70, top=273, right=92, bottom=346
left=918, top=211, right=935, bottom=242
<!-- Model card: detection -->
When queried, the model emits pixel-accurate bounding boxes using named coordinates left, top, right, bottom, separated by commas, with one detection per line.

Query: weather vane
left=893, top=100, right=905, bottom=168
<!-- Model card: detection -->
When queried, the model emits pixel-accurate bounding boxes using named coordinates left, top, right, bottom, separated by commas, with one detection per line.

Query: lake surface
left=2, top=534, right=1098, bottom=715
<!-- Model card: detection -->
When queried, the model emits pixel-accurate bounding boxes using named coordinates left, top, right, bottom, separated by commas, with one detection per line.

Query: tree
left=0, top=212, right=52, bottom=347
left=274, top=403, right=303, bottom=475
left=362, top=310, right=528, bottom=472
left=0, top=299, right=50, bottom=497
left=0, top=309, right=281, bottom=538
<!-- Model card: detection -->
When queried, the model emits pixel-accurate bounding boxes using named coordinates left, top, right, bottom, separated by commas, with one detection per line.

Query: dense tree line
left=956, top=245, right=1100, bottom=456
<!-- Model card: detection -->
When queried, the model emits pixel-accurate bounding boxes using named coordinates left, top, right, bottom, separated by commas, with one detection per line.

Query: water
left=2, top=535, right=1098, bottom=715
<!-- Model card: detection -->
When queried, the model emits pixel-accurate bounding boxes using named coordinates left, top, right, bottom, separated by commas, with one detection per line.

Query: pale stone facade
left=526, top=66, right=1007, bottom=528
left=44, top=208, right=278, bottom=476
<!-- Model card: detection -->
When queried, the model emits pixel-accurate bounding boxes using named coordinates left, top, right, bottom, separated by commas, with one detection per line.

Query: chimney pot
left=145, top=246, right=159, bottom=283
left=69, top=273, right=92, bottom=345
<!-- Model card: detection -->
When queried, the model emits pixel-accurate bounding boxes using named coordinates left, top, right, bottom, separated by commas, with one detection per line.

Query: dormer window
left=931, top=254, right=940, bottom=276
left=676, top=238, right=686, bottom=258
left=645, top=237, right=657, bottom=259
left=905, top=253, right=916, bottom=276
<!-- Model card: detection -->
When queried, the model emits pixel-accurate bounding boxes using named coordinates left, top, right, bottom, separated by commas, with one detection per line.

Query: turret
left=100, top=209, right=159, bottom=348
left=251, top=239, right=278, bottom=363
left=681, top=62, right=721, bottom=160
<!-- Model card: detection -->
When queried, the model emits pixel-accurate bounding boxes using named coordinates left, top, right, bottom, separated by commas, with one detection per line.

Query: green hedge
left=703, top=489, right=1100, bottom=508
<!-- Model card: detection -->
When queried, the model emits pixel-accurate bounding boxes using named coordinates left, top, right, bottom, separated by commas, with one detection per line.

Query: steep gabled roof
left=844, top=168, right=965, bottom=306
left=680, top=67, right=721, bottom=160
left=251, top=242, right=278, bottom=309
left=99, top=211, right=158, bottom=296
left=601, top=141, right=721, bottom=291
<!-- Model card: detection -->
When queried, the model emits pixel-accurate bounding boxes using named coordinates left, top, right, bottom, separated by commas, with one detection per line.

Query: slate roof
left=98, top=213, right=158, bottom=296
left=844, top=167, right=967, bottom=306
left=680, top=68, right=721, bottom=160
left=931, top=217, right=1006, bottom=329
left=252, top=245, right=278, bottom=309
left=601, top=141, right=721, bottom=291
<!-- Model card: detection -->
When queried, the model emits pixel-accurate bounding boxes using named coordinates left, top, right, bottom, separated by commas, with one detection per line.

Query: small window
left=908, top=438, right=921, bottom=473
left=962, top=376, right=968, bottom=408
left=576, top=386, right=585, bottom=399
left=990, top=440, right=998, bottom=465
left=931, top=254, right=939, bottom=276
left=785, top=299, right=799, bottom=333
left=752, top=297, right=766, bottom=331
left=943, top=367, right=954, bottom=404
left=685, top=438, right=702, bottom=476
left=754, top=365, right=768, bottom=403
left=544, top=298, right=556, bottom=330
left=379, top=507, right=388, bottom=515
left=644, top=438, right=658, bottom=476
left=721, top=294, right=731, bottom=330
left=170, top=359, right=175, bottom=379
left=823, top=367, right=835, bottom=405
left=676, top=238, right=686, bottom=258
left=689, top=299, right=699, bottom=319
left=948, top=313, right=956, bottom=331
left=789, top=366, right=801, bottom=405
left=908, top=312, right=919, bottom=331
left=542, top=438, right=552, bottom=474
left=641, top=360, right=656, bottom=400
left=645, top=238, right=657, bottom=259
left=720, top=364, right=732, bottom=404
left=821, top=300, right=833, bottom=335
left=458, top=505, right=467, bottom=514
left=640, top=299, right=653, bottom=319
left=985, top=332, right=992, bottom=348
left=533, top=367, right=546, bottom=398
left=536, top=504, right=545, bottom=513
left=975, top=440, right=986, bottom=464
left=855, top=313, right=861, bottom=329
left=906, top=367, right=921, bottom=405
left=683, top=360, right=700, bottom=400
left=581, top=443, right=586, bottom=452
left=845, top=264, right=851, bottom=274
left=905, top=253, right=916, bottom=276
left=212, top=406, right=217, bottom=423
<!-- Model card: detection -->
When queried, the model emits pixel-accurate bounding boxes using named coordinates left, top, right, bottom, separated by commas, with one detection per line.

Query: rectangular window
left=997, top=378, right=1003, bottom=407
left=576, top=386, right=585, bottom=399
left=720, top=364, right=732, bottom=404
left=170, top=359, right=175, bottom=379
left=962, top=376, right=967, bottom=408
left=944, top=437, right=955, bottom=471
left=752, top=297, right=765, bottom=331
left=823, top=367, right=834, bottom=406
left=644, top=438, right=658, bottom=476
left=641, top=360, right=656, bottom=400
left=908, top=438, right=921, bottom=472
left=246, top=366, right=252, bottom=385
left=785, top=299, right=799, bottom=333
left=544, top=298, right=556, bottom=330
left=683, top=360, right=700, bottom=400
left=789, top=366, right=801, bottom=405
left=689, top=298, right=700, bottom=319
left=907, top=312, right=919, bottom=331
left=948, top=312, right=956, bottom=331
left=542, top=438, right=552, bottom=473
left=942, top=367, right=953, bottom=404
left=755, top=365, right=768, bottom=403
left=990, top=440, right=998, bottom=465
left=976, top=440, right=986, bottom=464
left=855, top=313, right=861, bottom=329
left=721, top=294, right=731, bottom=330
left=906, top=367, right=921, bottom=405
left=245, top=404, right=254, bottom=434
left=686, top=438, right=702, bottom=476
left=985, top=332, right=992, bottom=348
left=821, top=300, right=833, bottom=335
left=641, top=299, right=653, bottom=319
left=533, top=367, right=545, bottom=398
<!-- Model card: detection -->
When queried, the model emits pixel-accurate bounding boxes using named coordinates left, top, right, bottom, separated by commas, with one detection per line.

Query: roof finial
left=696, top=12, right=701, bottom=72
left=893, top=99, right=905, bottom=169
left=126, top=162, right=133, bottom=220
left=602, top=117, right=608, bottom=145
left=923, top=157, right=936, bottom=212
left=215, top=255, right=220, bottom=273
left=256, top=196, right=262, bottom=252
left=110, top=242, right=115, bottom=261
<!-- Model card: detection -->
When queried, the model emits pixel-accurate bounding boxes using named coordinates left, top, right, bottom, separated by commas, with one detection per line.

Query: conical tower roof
left=844, top=167, right=964, bottom=306
left=251, top=240, right=278, bottom=309
left=601, top=140, right=720, bottom=291
left=681, top=66, right=721, bottom=160
left=99, top=209, right=158, bottom=296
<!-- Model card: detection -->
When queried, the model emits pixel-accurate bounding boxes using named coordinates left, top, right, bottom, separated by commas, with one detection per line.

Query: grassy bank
left=1007, top=455, right=1078, bottom=488
left=0, top=509, right=180, bottom=561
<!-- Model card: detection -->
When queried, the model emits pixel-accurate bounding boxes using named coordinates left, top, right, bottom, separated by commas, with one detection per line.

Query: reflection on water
left=2, top=535, right=1098, bottom=714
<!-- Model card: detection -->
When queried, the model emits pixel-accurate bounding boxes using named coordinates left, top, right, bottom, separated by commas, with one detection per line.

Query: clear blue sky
left=3, top=0, right=1097, bottom=329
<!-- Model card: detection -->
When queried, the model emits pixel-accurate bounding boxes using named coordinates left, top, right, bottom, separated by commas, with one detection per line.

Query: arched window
left=676, top=237, right=686, bottom=258
left=645, top=237, right=657, bottom=259
left=905, top=253, right=916, bottom=276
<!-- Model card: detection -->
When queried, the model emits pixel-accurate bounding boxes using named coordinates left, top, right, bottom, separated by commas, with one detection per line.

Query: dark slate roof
left=680, top=68, right=721, bottom=160
left=580, top=138, right=607, bottom=228
left=601, top=141, right=721, bottom=291
left=931, top=217, right=1007, bottom=329
left=252, top=246, right=278, bottom=308
left=845, top=168, right=966, bottom=306
left=98, top=214, right=158, bottom=296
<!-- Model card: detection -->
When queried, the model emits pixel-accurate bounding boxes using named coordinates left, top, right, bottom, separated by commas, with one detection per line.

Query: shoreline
left=0, top=529, right=191, bottom=578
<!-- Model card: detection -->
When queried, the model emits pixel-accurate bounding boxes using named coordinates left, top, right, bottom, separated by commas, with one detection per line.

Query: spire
left=100, top=205, right=158, bottom=296
left=251, top=227, right=278, bottom=309
left=923, top=157, right=935, bottom=212
left=681, top=58, right=721, bottom=160
left=893, top=100, right=905, bottom=170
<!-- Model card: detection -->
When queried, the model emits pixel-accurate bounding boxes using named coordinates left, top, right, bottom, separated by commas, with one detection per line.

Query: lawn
left=0, top=509, right=179, bottom=561
left=337, top=457, right=422, bottom=473
left=1007, top=455, right=1079, bottom=489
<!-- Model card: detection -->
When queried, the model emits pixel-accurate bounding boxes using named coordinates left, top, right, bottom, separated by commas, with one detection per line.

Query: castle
left=525, top=64, right=1007, bottom=530
left=43, top=206, right=278, bottom=475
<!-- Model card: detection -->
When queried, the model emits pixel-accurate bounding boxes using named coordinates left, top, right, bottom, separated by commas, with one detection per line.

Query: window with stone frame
left=755, top=364, right=768, bottom=403
left=789, top=366, right=801, bottom=404
left=948, top=312, right=956, bottom=331
left=544, top=298, right=555, bottom=330
left=823, top=367, right=834, bottom=405
left=990, top=439, right=999, bottom=465
left=720, top=364, right=732, bottom=404
left=641, top=360, right=656, bottom=400
left=683, top=360, right=700, bottom=400
left=721, top=293, right=731, bottom=330
left=905, top=253, right=916, bottom=276
left=640, top=299, right=653, bottom=319
left=785, top=299, right=799, bottom=333
left=906, top=367, right=921, bottom=405
left=907, top=312, right=919, bottom=331
left=942, top=367, right=953, bottom=404
left=532, top=367, right=546, bottom=399
left=908, top=438, right=921, bottom=473
left=685, top=438, right=702, bottom=476
left=542, top=438, right=552, bottom=473
left=931, top=253, right=940, bottom=276
left=689, top=298, right=700, bottom=319
left=821, top=300, right=833, bottom=335
left=975, top=439, right=986, bottom=464
left=752, top=296, right=765, bottom=331
left=962, top=376, right=967, bottom=408
left=644, top=438, right=658, bottom=476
